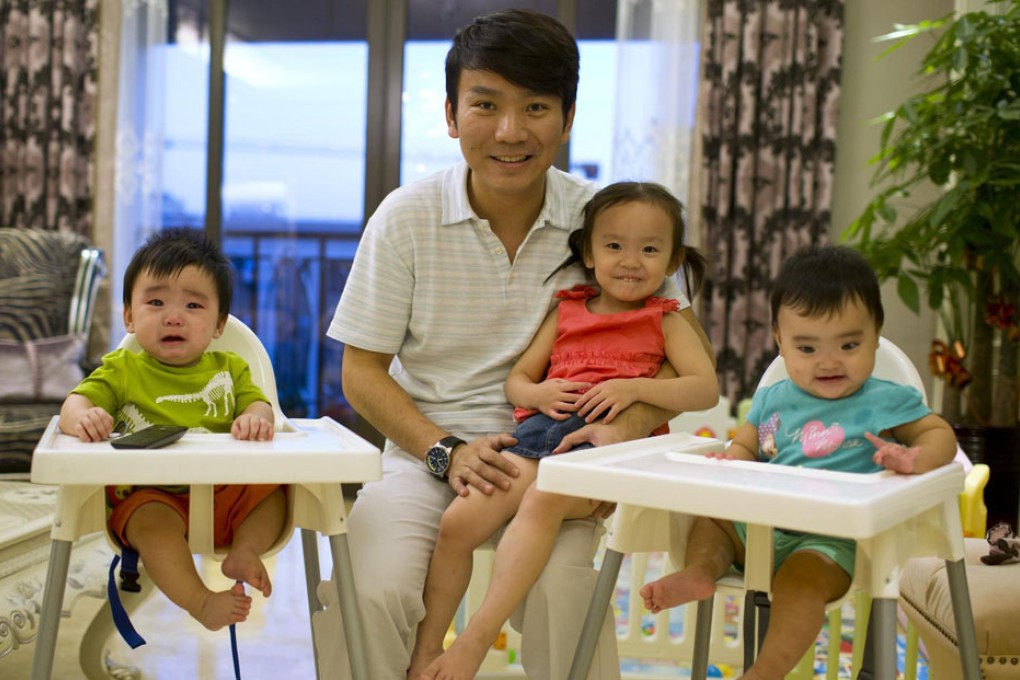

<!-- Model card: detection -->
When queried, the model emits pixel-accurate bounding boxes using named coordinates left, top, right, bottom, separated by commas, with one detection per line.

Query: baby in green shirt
left=59, top=228, right=284, bottom=632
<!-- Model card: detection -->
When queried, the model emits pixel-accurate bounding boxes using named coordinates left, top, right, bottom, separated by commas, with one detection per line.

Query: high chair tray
left=30, top=416, right=381, bottom=486
left=536, top=432, right=965, bottom=539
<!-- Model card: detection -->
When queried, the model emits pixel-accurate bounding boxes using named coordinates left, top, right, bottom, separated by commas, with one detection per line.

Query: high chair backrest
left=117, top=314, right=286, bottom=429
left=756, top=336, right=928, bottom=405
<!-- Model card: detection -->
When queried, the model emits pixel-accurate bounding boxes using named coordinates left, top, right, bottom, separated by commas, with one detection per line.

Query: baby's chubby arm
left=59, top=393, right=115, bottom=442
left=706, top=421, right=759, bottom=462
left=232, top=401, right=275, bottom=441
left=868, top=413, right=957, bottom=474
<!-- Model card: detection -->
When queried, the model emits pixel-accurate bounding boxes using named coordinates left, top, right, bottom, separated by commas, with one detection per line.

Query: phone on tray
left=110, top=425, right=188, bottom=450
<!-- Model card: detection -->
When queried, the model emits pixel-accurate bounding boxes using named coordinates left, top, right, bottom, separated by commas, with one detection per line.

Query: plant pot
left=953, top=424, right=1020, bottom=531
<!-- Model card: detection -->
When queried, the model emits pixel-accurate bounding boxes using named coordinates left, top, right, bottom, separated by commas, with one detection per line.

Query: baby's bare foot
left=639, top=567, right=718, bottom=613
left=222, top=548, right=272, bottom=598
left=189, top=582, right=251, bottom=631
left=419, top=631, right=490, bottom=680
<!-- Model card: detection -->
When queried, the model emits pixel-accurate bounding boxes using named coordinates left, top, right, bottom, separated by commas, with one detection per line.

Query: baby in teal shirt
left=60, top=228, right=283, bottom=632
left=640, top=245, right=958, bottom=680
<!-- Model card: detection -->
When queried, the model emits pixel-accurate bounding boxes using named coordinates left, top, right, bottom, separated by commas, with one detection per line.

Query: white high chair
left=563, top=337, right=982, bottom=680
left=29, top=314, right=381, bottom=680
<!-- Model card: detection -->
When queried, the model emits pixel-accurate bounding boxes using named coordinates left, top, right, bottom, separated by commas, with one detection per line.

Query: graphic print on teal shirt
left=746, top=377, right=931, bottom=473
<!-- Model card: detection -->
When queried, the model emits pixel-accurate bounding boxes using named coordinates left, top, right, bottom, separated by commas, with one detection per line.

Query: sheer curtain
left=611, top=0, right=705, bottom=288
left=611, top=1, right=702, bottom=205
left=108, top=0, right=168, bottom=343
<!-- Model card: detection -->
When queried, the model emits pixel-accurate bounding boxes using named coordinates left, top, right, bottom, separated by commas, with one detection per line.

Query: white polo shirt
left=327, top=162, right=690, bottom=438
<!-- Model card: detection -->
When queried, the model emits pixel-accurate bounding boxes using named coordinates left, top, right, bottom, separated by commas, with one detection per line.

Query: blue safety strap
left=107, top=551, right=146, bottom=649
left=230, top=621, right=241, bottom=679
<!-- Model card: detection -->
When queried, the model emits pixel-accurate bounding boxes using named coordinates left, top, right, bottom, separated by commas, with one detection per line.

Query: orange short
left=107, top=484, right=282, bottom=549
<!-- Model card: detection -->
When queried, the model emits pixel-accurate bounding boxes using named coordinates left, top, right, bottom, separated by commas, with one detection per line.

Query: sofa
left=0, top=228, right=105, bottom=477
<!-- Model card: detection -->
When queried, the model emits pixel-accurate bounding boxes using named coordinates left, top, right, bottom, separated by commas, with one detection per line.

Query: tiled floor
left=5, top=534, right=323, bottom=679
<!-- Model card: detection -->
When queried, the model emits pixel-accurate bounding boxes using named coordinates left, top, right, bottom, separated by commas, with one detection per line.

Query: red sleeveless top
left=514, top=285, right=679, bottom=431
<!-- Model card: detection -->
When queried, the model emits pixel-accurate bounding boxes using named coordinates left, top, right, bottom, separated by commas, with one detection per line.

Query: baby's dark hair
left=770, top=245, right=884, bottom=329
left=548, top=181, right=708, bottom=297
left=123, top=228, right=233, bottom=323
left=446, top=9, right=579, bottom=123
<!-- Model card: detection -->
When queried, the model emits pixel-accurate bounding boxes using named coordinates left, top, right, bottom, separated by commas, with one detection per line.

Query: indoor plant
left=845, top=0, right=1020, bottom=523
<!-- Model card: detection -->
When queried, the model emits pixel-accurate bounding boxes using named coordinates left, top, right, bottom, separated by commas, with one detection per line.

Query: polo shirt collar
left=441, top=161, right=574, bottom=232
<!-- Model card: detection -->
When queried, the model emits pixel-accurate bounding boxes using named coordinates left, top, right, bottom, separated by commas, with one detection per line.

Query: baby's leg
left=640, top=516, right=742, bottom=613
left=743, top=551, right=851, bottom=680
left=221, top=487, right=287, bottom=598
left=419, top=482, right=598, bottom=680
left=408, top=457, right=538, bottom=680
left=124, top=502, right=251, bottom=631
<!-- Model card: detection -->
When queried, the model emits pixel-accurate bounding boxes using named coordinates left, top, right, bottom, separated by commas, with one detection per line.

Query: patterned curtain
left=699, top=0, right=843, bottom=404
left=0, top=0, right=99, bottom=236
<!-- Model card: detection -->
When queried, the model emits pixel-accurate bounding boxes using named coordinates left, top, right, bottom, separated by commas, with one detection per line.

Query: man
left=319, top=9, right=711, bottom=679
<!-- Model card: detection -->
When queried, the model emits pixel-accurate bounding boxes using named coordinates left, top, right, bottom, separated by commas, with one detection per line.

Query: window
left=151, top=0, right=618, bottom=430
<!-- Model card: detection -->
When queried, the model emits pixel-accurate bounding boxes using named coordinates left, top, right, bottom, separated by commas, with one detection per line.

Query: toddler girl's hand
left=533, top=378, right=590, bottom=420
left=232, top=414, right=275, bottom=441
left=865, top=431, right=919, bottom=474
left=75, top=407, right=114, bottom=442
left=575, top=379, right=640, bottom=423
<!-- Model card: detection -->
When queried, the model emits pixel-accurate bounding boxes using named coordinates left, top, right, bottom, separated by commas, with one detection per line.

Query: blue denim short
left=506, top=413, right=594, bottom=459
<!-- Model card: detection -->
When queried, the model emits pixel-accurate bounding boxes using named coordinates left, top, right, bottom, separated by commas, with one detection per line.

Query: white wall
left=831, top=0, right=954, bottom=396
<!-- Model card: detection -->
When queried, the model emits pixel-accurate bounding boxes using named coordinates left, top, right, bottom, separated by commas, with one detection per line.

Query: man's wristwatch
left=425, top=436, right=465, bottom=479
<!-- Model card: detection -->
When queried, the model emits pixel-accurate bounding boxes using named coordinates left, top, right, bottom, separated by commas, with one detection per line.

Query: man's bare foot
left=407, top=644, right=443, bottom=680
left=222, top=547, right=272, bottom=598
left=188, top=582, right=252, bottom=631
left=639, top=565, right=718, bottom=613
left=419, top=630, right=490, bottom=680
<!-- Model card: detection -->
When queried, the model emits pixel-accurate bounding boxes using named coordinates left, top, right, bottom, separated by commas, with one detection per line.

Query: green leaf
left=897, top=274, right=921, bottom=314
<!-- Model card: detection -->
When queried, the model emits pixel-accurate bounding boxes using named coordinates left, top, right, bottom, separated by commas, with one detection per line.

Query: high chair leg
left=301, top=528, right=323, bottom=680
left=31, top=539, right=73, bottom=680
left=329, top=533, right=369, bottom=680
left=691, top=596, right=714, bottom=680
left=567, top=547, right=623, bottom=680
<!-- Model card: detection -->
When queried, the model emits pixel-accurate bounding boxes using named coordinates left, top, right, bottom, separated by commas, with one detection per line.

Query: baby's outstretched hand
left=232, top=414, right=274, bottom=441
left=865, top=431, right=919, bottom=474
left=75, top=407, right=114, bottom=442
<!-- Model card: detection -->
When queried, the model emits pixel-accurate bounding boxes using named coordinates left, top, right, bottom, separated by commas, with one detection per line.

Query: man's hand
left=552, top=420, right=632, bottom=454
left=574, top=379, right=642, bottom=423
left=531, top=378, right=590, bottom=420
left=448, top=434, right=521, bottom=497
left=866, top=432, right=919, bottom=474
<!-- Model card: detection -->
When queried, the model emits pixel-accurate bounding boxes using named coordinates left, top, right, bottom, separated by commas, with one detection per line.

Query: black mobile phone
left=110, top=425, right=188, bottom=450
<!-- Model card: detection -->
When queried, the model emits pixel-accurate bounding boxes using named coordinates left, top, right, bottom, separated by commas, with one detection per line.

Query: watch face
left=426, top=445, right=449, bottom=476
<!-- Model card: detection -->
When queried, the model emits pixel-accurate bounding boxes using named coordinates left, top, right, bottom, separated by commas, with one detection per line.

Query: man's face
left=446, top=69, right=574, bottom=210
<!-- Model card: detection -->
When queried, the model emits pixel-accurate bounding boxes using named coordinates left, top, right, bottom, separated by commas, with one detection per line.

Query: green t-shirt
left=75, top=349, right=271, bottom=502
left=73, top=348, right=270, bottom=435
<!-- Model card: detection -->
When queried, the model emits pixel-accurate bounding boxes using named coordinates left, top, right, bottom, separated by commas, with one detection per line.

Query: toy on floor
left=981, top=521, right=1020, bottom=565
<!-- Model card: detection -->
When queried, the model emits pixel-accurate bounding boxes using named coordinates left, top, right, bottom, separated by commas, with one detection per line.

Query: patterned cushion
left=0, top=229, right=90, bottom=341
left=0, top=229, right=94, bottom=476
left=0, top=402, right=61, bottom=474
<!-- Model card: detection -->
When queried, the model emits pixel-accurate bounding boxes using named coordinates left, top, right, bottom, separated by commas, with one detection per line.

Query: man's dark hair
left=770, top=245, right=884, bottom=329
left=445, top=9, right=579, bottom=122
left=123, top=227, right=233, bottom=323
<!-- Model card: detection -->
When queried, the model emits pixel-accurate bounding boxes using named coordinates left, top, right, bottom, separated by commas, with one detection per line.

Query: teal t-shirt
left=72, top=348, right=269, bottom=435
left=745, top=377, right=931, bottom=473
